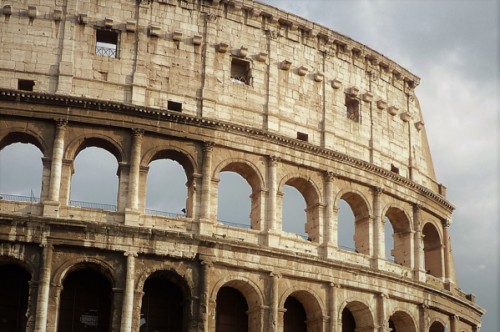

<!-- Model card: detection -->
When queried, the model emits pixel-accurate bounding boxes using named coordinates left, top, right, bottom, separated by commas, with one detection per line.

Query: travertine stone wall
left=0, top=0, right=483, bottom=331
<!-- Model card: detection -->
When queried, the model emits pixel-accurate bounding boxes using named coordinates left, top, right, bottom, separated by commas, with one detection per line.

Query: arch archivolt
left=210, top=274, right=264, bottom=308
left=212, top=157, right=265, bottom=192
left=135, top=261, right=194, bottom=295
left=381, top=203, right=413, bottom=232
left=278, top=172, right=323, bottom=206
left=64, top=132, right=126, bottom=163
left=279, top=285, right=326, bottom=320
left=51, top=256, right=117, bottom=288
left=337, top=297, right=375, bottom=327
left=141, top=140, right=198, bottom=175
left=0, top=253, right=36, bottom=277
left=421, top=219, right=443, bottom=241
left=333, top=185, right=372, bottom=218
left=388, top=307, right=418, bottom=331
left=0, top=126, right=49, bottom=156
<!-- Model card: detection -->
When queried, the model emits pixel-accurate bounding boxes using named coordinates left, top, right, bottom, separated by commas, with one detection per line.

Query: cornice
left=0, top=88, right=454, bottom=212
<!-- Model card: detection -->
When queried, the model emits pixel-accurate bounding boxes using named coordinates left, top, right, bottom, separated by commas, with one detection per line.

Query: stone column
left=328, top=283, right=339, bottom=332
left=43, top=119, right=67, bottom=217
left=449, top=315, right=459, bottom=332
left=323, top=172, right=337, bottom=257
left=266, top=156, right=280, bottom=246
left=418, top=303, right=428, bottom=332
left=269, top=273, right=280, bottom=332
left=442, top=219, right=452, bottom=282
left=34, top=243, right=53, bottom=332
left=372, top=187, right=384, bottom=268
left=199, top=259, right=213, bottom=331
left=413, top=204, right=426, bottom=281
left=120, top=252, right=137, bottom=332
left=127, top=129, right=144, bottom=210
left=377, top=293, right=388, bottom=332
left=199, top=142, right=214, bottom=235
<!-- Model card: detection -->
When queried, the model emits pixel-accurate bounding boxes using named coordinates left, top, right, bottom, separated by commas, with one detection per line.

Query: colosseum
left=0, top=0, right=485, bottom=331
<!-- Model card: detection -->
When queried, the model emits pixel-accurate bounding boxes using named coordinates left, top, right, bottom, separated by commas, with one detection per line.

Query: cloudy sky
left=258, top=0, right=499, bottom=329
left=0, top=0, right=498, bottom=330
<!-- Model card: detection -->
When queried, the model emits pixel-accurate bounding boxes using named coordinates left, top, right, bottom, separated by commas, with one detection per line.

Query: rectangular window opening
left=230, top=58, right=251, bottom=85
left=167, top=101, right=182, bottom=112
left=345, top=95, right=360, bottom=122
left=96, top=29, right=118, bottom=58
left=297, top=132, right=308, bottom=142
left=18, top=79, right=35, bottom=91
left=391, top=164, right=400, bottom=174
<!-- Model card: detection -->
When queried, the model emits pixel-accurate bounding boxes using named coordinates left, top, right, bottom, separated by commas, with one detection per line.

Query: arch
left=211, top=277, right=263, bottom=332
left=216, top=286, right=249, bottom=332
left=383, top=206, right=413, bottom=267
left=284, top=296, right=307, bottom=332
left=52, top=257, right=116, bottom=288
left=280, top=288, right=325, bottom=332
left=388, top=310, right=417, bottom=332
left=335, top=189, right=372, bottom=255
left=57, top=267, right=113, bottom=332
left=143, top=146, right=197, bottom=181
left=279, top=174, right=322, bottom=242
left=422, top=222, right=444, bottom=278
left=214, top=159, right=265, bottom=230
left=140, top=269, right=191, bottom=332
left=64, top=134, right=125, bottom=162
left=0, top=261, right=32, bottom=332
left=339, top=299, right=374, bottom=332
left=0, top=129, right=48, bottom=156
left=429, top=320, right=447, bottom=332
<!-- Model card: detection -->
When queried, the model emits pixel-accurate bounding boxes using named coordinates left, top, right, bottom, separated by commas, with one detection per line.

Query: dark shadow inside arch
left=284, top=296, right=307, bottom=332
left=0, top=141, right=43, bottom=199
left=140, top=270, right=189, bottom=332
left=342, top=307, right=356, bottom=332
left=57, top=268, right=112, bottom=332
left=389, top=310, right=417, bottom=332
left=216, top=286, right=248, bottom=332
left=341, top=301, right=373, bottom=332
left=0, top=264, right=31, bottom=332
left=429, top=321, right=446, bottom=332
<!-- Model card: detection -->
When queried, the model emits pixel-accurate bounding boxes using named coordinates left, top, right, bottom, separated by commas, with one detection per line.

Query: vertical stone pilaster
left=372, top=186, right=384, bottom=268
left=323, top=172, right=337, bottom=258
left=449, top=315, right=459, bottom=332
left=328, top=283, right=339, bottom=332
left=199, top=142, right=215, bottom=235
left=125, top=129, right=143, bottom=225
left=266, top=156, right=280, bottom=246
left=34, top=243, right=53, bottom=332
left=199, top=259, right=213, bottom=332
left=120, top=252, right=137, bottom=332
left=443, top=218, right=452, bottom=283
left=269, top=272, right=280, bottom=332
left=43, top=119, right=67, bottom=217
left=413, top=203, right=426, bottom=281
left=377, top=292, right=388, bottom=332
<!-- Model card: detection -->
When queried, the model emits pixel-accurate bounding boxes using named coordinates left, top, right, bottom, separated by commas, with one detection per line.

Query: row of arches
left=0, top=129, right=448, bottom=279
left=0, top=259, right=452, bottom=332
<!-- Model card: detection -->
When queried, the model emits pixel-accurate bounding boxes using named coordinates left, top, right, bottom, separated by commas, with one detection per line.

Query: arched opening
left=429, top=321, right=446, bottom=332
left=341, top=308, right=356, bottom=332
left=282, top=184, right=307, bottom=239
left=0, top=141, right=43, bottom=201
left=385, top=207, right=412, bottom=267
left=217, top=172, right=252, bottom=228
left=422, top=223, right=443, bottom=278
left=281, top=177, right=320, bottom=242
left=341, top=301, right=373, bottom=332
left=284, top=296, right=307, bottom=332
left=338, top=199, right=356, bottom=251
left=145, top=159, right=188, bottom=217
left=57, top=268, right=113, bottom=332
left=140, top=271, right=188, bottom=332
left=216, top=162, right=263, bottom=230
left=389, top=311, right=417, bottom=332
left=216, top=286, right=248, bottom=332
left=338, top=192, right=371, bottom=254
left=0, top=264, right=31, bottom=332
left=70, top=147, right=119, bottom=211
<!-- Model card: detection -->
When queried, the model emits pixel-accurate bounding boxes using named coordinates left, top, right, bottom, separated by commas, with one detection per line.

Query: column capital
left=371, top=186, right=383, bottom=195
left=269, top=155, right=281, bottom=165
left=443, top=218, right=452, bottom=228
left=413, top=203, right=422, bottom=211
left=203, top=141, right=215, bottom=152
left=325, top=171, right=336, bottom=181
left=270, top=271, right=282, bottom=279
left=124, top=251, right=138, bottom=257
left=200, top=259, right=214, bottom=268
left=131, top=128, right=144, bottom=137
left=55, top=118, right=68, bottom=128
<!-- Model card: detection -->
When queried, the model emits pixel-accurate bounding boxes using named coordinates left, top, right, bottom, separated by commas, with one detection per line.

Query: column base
left=321, top=244, right=337, bottom=260
left=124, top=209, right=141, bottom=226
left=42, top=201, right=60, bottom=217
left=413, top=269, right=427, bottom=282
left=265, top=230, right=281, bottom=247
left=198, top=218, right=214, bottom=236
